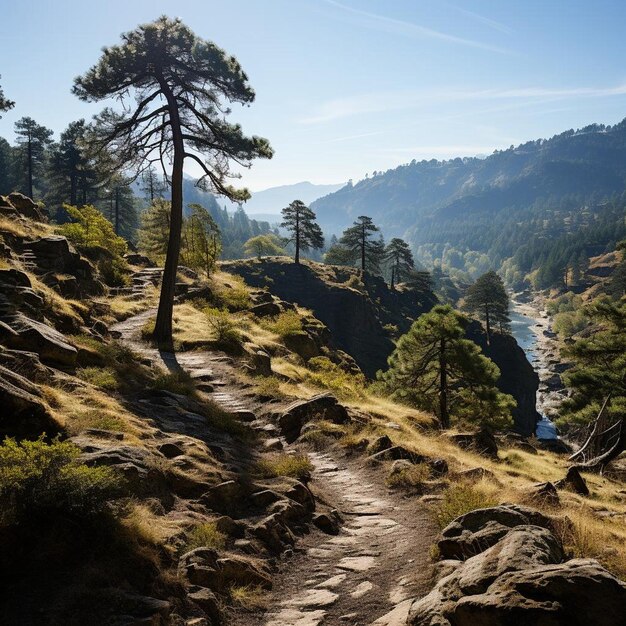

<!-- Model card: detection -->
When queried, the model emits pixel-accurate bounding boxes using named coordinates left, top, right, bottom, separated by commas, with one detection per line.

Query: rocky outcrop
left=409, top=504, right=626, bottom=626
left=278, top=393, right=350, bottom=443
left=0, top=193, right=48, bottom=221
left=467, top=322, right=541, bottom=436
left=222, top=259, right=437, bottom=377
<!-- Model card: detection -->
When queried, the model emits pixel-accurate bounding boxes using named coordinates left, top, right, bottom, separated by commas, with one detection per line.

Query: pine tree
left=377, top=305, right=514, bottom=429
left=0, top=77, right=14, bottom=117
left=463, top=270, right=510, bottom=342
left=100, top=174, right=138, bottom=241
left=140, top=166, right=167, bottom=204
left=180, top=203, right=221, bottom=275
left=138, top=199, right=171, bottom=261
left=339, top=215, right=384, bottom=273
left=280, top=199, right=324, bottom=264
left=14, top=117, right=53, bottom=199
left=384, top=237, right=415, bottom=288
left=73, top=16, right=273, bottom=347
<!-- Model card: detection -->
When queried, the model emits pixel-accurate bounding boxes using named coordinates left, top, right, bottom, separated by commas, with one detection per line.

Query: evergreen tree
left=74, top=16, right=272, bottom=347
left=0, top=137, right=16, bottom=195
left=100, top=174, right=138, bottom=241
left=377, top=305, right=514, bottom=429
left=14, top=117, right=53, bottom=199
left=463, top=270, right=510, bottom=342
left=384, top=237, right=415, bottom=288
left=138, top=199, right=171, bottom=261
left=0, top=77, right=14, bottom=116
left=280, top=199, right=324, bottom=264
left=324, top=243, right=357, bottom=267
left=140, top=166, right=167, bottom=204
left=339, top=215, right=384, bottom=273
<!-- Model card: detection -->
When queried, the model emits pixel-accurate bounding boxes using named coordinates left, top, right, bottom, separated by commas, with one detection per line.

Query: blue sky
left=2, top=0, right=626, bottom=190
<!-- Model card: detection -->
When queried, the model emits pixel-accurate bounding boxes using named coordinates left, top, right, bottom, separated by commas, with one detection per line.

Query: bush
left=386, top=463, right=431, bottom=490
left=254, top=376, right=287, bottom=399
left=305, top=356, right=367, bottom=399
left=203, top=307, right=242, bottom=353
left=216, top=275, right=251, bottom=311
left=435, top=482, right=499, bottom=529
left=0, top=437, right=119, bottom=524
left=183, top=521, right=227, bottom=552
left=261, top=310, right=303, bottom=337
left=151, top=369, right=195, bottom=395
left=255, top=453, right=313, bottom=479
left=77, top=366, right=118, bottom=390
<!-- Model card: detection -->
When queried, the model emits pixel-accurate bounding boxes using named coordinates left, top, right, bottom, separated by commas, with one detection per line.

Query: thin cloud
left=300, top=83, right=626, bottom=124
left=448, top=4, right=513, bottom=34
left=321, top=130, right=385, bottom=144
left=321, top=0, right=510, bottom=55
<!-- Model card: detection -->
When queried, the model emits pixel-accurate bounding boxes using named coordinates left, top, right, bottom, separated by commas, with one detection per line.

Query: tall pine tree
left=280, top=199, right=324, bottom=264
left=340, top=215, right=384, bottom=273
left=14, top=117, right=53, bottom=199
left=463, top=270, right=510, bottom=343
left=384, top=237, right=415, bottom=288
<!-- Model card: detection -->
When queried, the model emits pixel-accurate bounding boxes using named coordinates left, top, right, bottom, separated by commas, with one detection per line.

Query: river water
left=509, top=301, right=559, bottom=439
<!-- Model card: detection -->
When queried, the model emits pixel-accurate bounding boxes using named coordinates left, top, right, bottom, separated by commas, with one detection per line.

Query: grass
left=183, top=521, right=227, bottom=553
left=255, top=453, right=313, bottom=480
left=77, top=367, right=118, bottom=390
left=386, top=462, right=431, bottom=491
left=259, top=310, right=303, bottom=337
left=102, top=286, right=159, bottom=322
left=151, top=369, right=196, bottom=396
left=253, top=376, right=289, bottom=399
left=229, top=585, right=269, bottom=610
left=435, top=482, right=500, bottom=529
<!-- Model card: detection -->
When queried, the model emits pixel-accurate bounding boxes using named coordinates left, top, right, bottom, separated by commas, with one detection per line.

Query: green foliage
left=280, top=199, right=324, bottom=263
left=338, top=215, right=385, bottom=273
left=151, top=369, right=195, bottom=395
left=243, top=234, right=285, bottom=258
left=138, top=199, right=170, bottom=262
left=59, top=203, right=130, bottom=286
left=463, top=270, right=510, bottom=338
left=0, top=76, right=14, bottom=117
left=561, top=298, right=626, bottom=427
left=377, top=304, right=515, bottom=429
left=260, top=310, right=303, bottom=337
left=305, top=356, right=367, bottom=399
left=255, top=453, right=313, bottom=479
left=180, top=203, right=222, bottom=275
left=386, top=463, right=431, bottom=490
left=203, top=307, right=242, bottom=352
left=77, top=366, right=118, bottom=390
left=0, top=437, right=119, bottom=524
left=385, top=237, right=415, bottom=287
left=183, top=521, right=227, bottom=552
left=13, top=117, right=53, bottom=198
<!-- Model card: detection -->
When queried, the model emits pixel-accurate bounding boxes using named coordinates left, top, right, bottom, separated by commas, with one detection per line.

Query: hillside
left=311, top=120, right=626, bottom=285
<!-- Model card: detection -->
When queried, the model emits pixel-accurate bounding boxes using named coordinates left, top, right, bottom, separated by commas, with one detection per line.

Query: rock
left=523, top=481, right=560, bottom=506
left=245, top=344, right=272, bottom=376
left=555, top=466, right=589, bottom=496
left=448, top=428, right=499, bottom=458
left=448, top=559, right=626, bottom=626
left=368, top=434, right=393, bottom=455
left=217, top=556, right=272, bottom=589
left=264, top=437, right=283, bottom=451
left=283, top=330, right=320, bottom=360
left=456, top=467, right=498, bottom=483
left=183, top=563, right=220, bottom=590
left=438, top=520, right=514, bottom=560
left=7, top=192, right=47, bottom=221
left=112, top=592, right=171, bottom=622
left=251, top=489, right=283, bottom=508
left=186, top=586, right=221, bottom=623
left=124, top=253, right=154, bottom=267
left=0, top=313, right=78, bottom=367
left=214, top=515, right=246, bottom=538
left=251, top=513, right=296, bottom=552
left=250, top=301, right=282, bottom=317
left=0, top=363, right=58, bottom=438
left=200, top=480, right=246, bottom=512
left=538, top=438, right=572, bottom=454
left=313, top=510, right=341, bottom=535
left=157, top=441, right=185, bottom=458
left=76, top=345, right=106, bottom=367
left=231, top=409, right=256, bottom=422
left=284, top=480, right=315, bottom=511
left=279, top=393, right=349, bottom=442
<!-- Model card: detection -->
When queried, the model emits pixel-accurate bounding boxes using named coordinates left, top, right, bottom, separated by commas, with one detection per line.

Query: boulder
left=124, top=252, right=154, bottom=267
left=523, top=481, right=560, bottom=506
left=555, top=466, right=589, bottom=496
left=6, top=192, right=47, bottom=221
left=283, top=330, right=320, bottom=361
left=249, top=301, right=282, bottom=318
left=368, top=434, right=393, bottom=454
left=449, top=559, right=626, bottom=626
left=0, top=313, right=77, bottom=367
left=0, top=363, right=58, bottom=438
left=313, top=510, right=341, bottom=535
left=448, top=428, right=499, bottom=458
left=279, top=393, right=349, bottom=442
left=186, top=586, right=221, bottom=623
left=217, top=556, right=272, bottom=589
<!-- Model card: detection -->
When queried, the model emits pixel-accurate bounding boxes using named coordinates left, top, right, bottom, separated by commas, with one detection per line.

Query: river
left=509, top=300, right=560, bottom=440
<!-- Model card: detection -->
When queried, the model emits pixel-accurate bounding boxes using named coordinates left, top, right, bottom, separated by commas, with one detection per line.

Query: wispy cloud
left=320, top=130, right=385, bottom=144
left=446, top=3, right=513, bottom=34
left=321, top=0, right=510, bottom=55
left=300, top=83, right=626, bottom=124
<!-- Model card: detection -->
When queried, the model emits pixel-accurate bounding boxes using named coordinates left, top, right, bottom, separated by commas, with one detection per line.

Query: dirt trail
left=112, top=309, right=438, bottom=626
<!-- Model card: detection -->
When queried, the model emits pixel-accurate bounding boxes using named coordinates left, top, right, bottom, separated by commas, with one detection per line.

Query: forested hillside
left=312, top=120, right=626, bottom=288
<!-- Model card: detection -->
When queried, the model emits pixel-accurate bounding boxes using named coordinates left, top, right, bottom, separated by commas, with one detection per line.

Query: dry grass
left=26, top=272, right=88, bottom=326
left=255, top=453, right=313, bottom=480
left=183, top=521, right=227, bottom=552
left=229, top=585, right=269, bottom=610
left=435, top=481, right=500, bottom=528
left=387, top=462, right=432, bottom=490
left=100, top=285, right=159, bottom=322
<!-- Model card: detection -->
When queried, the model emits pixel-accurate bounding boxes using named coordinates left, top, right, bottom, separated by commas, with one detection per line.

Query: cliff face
left=222, top=258, right=437, bottom=378
left=467, top=322, right=541, bottom=436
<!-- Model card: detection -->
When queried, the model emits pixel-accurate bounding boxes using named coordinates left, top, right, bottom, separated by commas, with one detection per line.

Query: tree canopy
left=243, top=234, right=284, bottom=259
left=339, top=215, right=385, bottom=273
left=73, top=15, right=272, bottom=346
left=0, top=77, right=14, bottom=117
left=280, top=200, right=324, bottom=264
left=377, top=304, right=515, bottom=429
left=14, top=117, right=53, bottom=199
left=385, top=237, right=415, bottom=288
left=463, top=270, right=510, bottom=342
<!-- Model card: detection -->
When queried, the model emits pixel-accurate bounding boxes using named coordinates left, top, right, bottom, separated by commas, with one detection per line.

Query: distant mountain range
left=310, top=119, right=626, bottom=243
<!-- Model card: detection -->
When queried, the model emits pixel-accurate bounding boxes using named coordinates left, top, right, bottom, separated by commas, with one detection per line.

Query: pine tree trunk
left=439, top=337, right=449, bottom=429
left=114, top=187, right=120, bottom=235
left=27, top=136, right=33, bottom=199
left=153, top=79, right=184, bottom=349
left=390, top=265, right=395, bottom=290
left=361, top=224, right=366, bottom=271
left=295, top=210, right=300, bottom=264
left=485, top=304, right=491, bottom=345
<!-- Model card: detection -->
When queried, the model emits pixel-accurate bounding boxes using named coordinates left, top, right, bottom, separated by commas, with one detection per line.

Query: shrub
left=203, top=307, right=242, bottom=353
left=255, top=453, right=313, bottom=480
left=0, top=437, right=119, bottom=524
left=229, top=585, right=268, bottom=610
left=151, top=369, right=195, bottom=395
left=261, top=310, right=303, bottom=337
left=216, top=275, right=251, bottom=311
left=344, top=274, right=365, bottom=292
left=305, top=356, right=367, bottom=399
left=254, top=376, right=287, bottom=399
left=435, top=482, right=499, bottom=529
left=183, top=521, right=227, bottom=552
